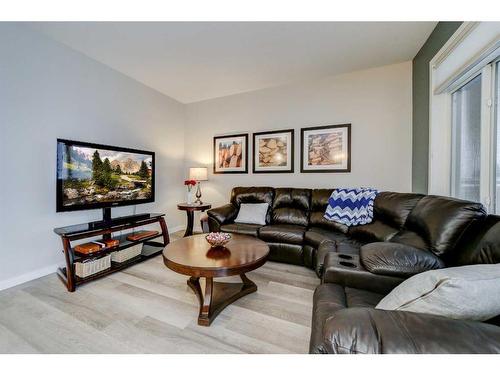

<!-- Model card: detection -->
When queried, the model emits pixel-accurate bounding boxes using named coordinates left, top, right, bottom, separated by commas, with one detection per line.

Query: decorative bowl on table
left=205, top=232, right=231, bottom=248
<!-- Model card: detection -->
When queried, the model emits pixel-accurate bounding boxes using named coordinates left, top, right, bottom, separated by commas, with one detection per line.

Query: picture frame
left=213, top=133, right=248, bottom=174
left=300, top=124, right=351, bottom=173
left=253, top=129, right=294, bottom=173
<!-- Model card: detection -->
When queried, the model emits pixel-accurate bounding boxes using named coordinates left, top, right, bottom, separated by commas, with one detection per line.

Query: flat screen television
left=56, top=139, right=155, bottom=213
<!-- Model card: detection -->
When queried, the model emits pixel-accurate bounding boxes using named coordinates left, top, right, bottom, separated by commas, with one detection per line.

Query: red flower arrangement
left=184, top=179, right=196, bottom=186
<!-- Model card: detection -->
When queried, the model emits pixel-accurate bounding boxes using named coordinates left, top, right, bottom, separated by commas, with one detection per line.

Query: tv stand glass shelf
left=54, top=213, right=169, bottom=292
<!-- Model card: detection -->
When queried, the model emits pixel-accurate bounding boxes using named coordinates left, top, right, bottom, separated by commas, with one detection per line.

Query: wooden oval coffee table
left=163, top=233, right=269, bottom=326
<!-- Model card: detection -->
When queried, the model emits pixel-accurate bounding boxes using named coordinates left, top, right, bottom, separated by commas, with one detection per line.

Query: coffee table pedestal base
left=187, top=274, right=257, bottom=326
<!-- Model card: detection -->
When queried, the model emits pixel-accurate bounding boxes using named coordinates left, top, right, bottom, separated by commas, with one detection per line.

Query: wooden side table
left=177, top=203, right=211, bottom=237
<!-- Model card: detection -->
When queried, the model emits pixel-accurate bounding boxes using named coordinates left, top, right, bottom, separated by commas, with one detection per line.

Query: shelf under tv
left=54, top=212, right=169, bottom=292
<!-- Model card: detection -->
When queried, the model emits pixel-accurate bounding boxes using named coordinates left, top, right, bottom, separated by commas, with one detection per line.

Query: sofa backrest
left=272, top=188, right=311, bottom=226
left=449, top=214, right=500, bottom=266
left=309, top=189, right=348, bottom=233
left=348, top=192, right=424, bottom=243
left=403, top=195, right=486, bottom=257
left=228, top=187, right=491, bottom=263
left=230, top=186, right=275, bottom=224
left=374, top=192, right=424, bottom=228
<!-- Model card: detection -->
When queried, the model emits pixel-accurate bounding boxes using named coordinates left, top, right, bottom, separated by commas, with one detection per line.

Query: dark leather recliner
left=310, top=215, right=500, bottom=354
left=207, top=186, right=500, bottom=354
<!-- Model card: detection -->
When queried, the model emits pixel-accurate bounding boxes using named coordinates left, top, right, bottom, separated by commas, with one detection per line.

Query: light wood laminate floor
left=0, top=232, right=319, bottom=353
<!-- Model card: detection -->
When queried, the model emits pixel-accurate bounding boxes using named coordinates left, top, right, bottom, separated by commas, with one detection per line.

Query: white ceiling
left=28, top=22, right=436, bottom=103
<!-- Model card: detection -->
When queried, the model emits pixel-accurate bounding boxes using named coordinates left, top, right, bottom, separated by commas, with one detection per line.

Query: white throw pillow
left=376, top=264, right=500, bottom=321
left=234, top=203, right=268, bottom=225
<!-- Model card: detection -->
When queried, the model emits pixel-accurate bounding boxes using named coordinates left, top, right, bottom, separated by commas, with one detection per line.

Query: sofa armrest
left=319, top=307, right=500, bottom=354
left=315, top=240, right=337, bottom=276
left=322, top=252, right=404, bottom=295
left=360, top=242, right=444, bottom=277
left=207, top=204, right=239, bottom=231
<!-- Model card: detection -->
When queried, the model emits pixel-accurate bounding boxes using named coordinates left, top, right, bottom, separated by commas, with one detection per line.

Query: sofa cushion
left=272, top=188, right=311, bottom=226
left=348, top=220, right=399, bottom=243
left=405, top=195, right=486, bottom=256
left=258, top=224, right=306, bottom=245
left=309, top=212, right=349, bottom=234
left=234, top=203, right=269, bottom=225
left=374, top=191, right=424, bottom=228
left=230, top=186, right=275, bottom=206
left=304, top=227, right=347, bottom=248
left=376, top=264, right=500, bottom=321
left=220, top=223, right=263, bottom=236
left=390, top=230, right=429, bottom=250
left=360, top=242, right=444, bottom=277
left=310, top=189, right=349, bottom=233
left=230, top=186, right=275, bottom=223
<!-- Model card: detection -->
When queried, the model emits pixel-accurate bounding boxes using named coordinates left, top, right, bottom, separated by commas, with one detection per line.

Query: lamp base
left=195, top=181, right=203, bottom=204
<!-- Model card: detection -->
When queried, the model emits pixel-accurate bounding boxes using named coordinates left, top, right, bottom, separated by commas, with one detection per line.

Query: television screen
left=56, top=139, right=155, bottom=212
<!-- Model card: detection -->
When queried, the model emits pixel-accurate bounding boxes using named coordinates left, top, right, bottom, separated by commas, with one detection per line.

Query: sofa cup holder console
left=330, top=253, right=360, bottom=269
left=339, top=261, right=357, bottom=268
left=338, top=254, right=353, bottom=260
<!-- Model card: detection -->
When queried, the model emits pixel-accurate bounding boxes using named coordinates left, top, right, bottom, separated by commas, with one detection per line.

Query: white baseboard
left=0, top=263, right=60, bottom=292
left=0, top=225, right=186, bottom=292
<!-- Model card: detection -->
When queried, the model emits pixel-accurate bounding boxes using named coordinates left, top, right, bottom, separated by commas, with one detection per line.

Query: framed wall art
left=253, top=129, right=294, bottom=173
left=300, top=124, right=351, bottom=173
left=213, top=133, right=248, bottom=174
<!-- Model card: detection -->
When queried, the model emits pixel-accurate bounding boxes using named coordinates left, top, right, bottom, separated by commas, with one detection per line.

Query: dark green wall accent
left=412, top=22, right=462, bottom=193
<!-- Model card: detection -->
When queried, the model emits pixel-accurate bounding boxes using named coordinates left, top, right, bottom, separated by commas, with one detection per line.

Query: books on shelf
left=74, top=238, right=120, bottom=255
left=126, top=230, right=159, bottom=241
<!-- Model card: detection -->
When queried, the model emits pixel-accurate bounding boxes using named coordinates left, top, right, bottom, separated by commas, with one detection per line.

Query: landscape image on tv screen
left=57, top=141, right=153, bottom=208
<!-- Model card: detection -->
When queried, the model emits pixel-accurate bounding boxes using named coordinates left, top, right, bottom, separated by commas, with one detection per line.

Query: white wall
left=0, top=25, right=413, bottom=290
left=0, top=24, right=186, bottom=289
left=185, top=62, right=413, bottom=208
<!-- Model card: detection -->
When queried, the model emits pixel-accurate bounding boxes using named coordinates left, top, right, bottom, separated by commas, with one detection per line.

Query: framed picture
left=300, top=124, right=351, bottom=173
left=253, top=129, right=294, bottom=173
left=213, top=133, right=248, bottom=174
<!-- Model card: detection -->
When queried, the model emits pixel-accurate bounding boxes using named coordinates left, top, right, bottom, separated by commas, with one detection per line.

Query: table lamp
left=189, top=167, right=208, bottom=204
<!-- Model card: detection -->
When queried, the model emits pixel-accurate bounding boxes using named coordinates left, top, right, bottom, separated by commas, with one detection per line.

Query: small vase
left=186, top=189, right=193, bottom=204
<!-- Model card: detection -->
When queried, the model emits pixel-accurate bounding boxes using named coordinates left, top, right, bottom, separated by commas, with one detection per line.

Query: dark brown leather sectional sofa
left=207, top=187, right=500, bottom=354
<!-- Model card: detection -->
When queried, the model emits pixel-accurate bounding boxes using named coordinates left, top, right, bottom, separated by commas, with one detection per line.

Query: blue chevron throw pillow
left=324, top=188, right=378, bottom=226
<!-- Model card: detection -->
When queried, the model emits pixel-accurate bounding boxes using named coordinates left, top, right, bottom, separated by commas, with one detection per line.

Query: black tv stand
left=102, top=207, right=112, bottom=222
left=89, top=208, right=152, bottom=231
left=54, top=212, right=169, bottom=292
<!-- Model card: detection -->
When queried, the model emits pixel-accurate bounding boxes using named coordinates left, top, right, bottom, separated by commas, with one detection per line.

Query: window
left=449, top=59, right=499, bottom=212
left=494, top=61, right=500, bottom=212
left=451, top=75, right=482, bottom=202
left=428, top=23, right=500, bottom=207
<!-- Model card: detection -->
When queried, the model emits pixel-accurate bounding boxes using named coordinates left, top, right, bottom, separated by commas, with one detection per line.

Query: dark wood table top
left=177, top=203, right=211, bottom=211
left=163, top=234, right=269, bottom=278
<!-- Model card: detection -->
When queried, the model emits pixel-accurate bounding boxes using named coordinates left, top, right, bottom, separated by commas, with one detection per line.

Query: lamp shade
left=189, top=167, right=208, bottom=181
